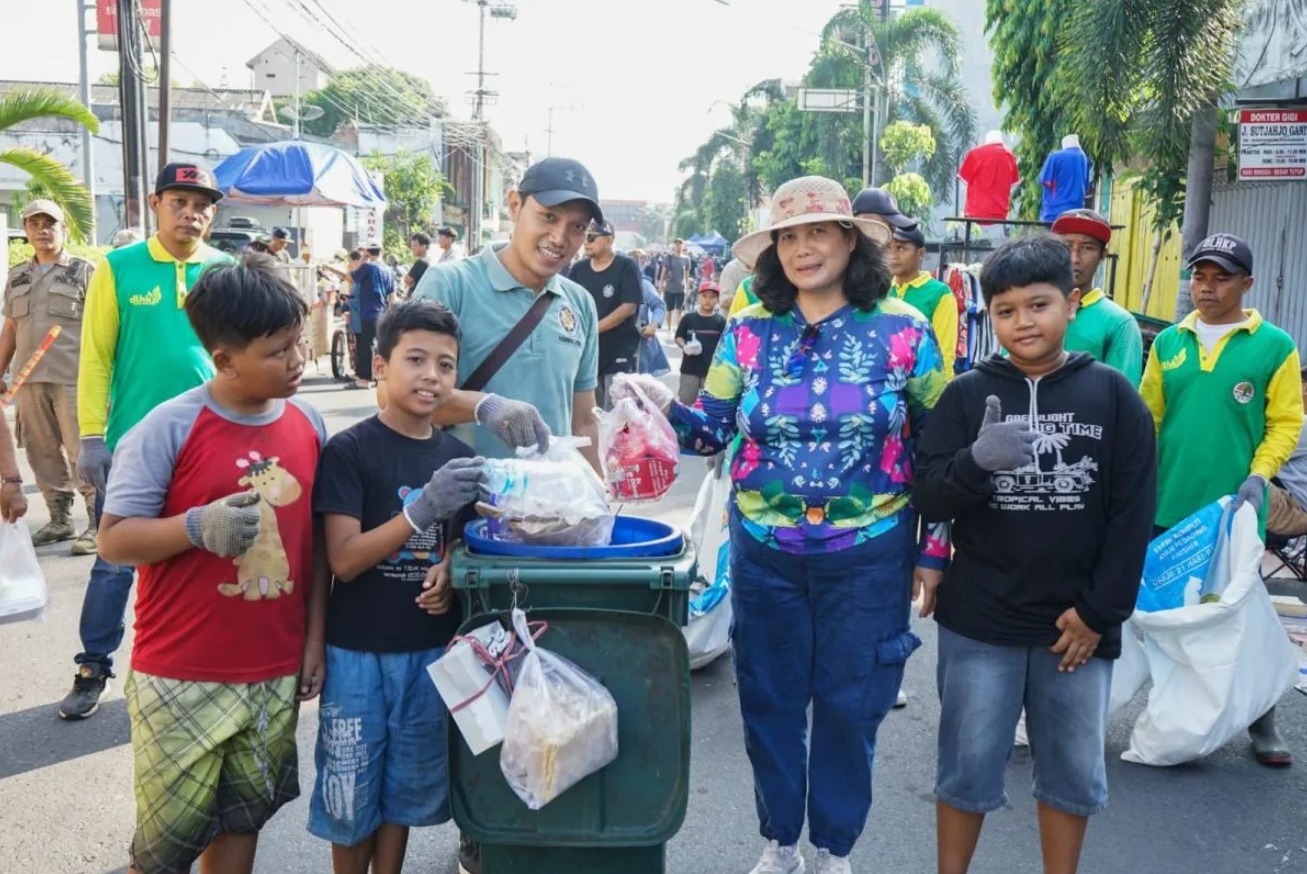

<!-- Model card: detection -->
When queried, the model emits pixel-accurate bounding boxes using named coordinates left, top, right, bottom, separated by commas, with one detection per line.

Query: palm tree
left=1033, top=430, right=1071, bottom=471
left=816, top=2, right=977, bottom=195
left=1, top=88, right=100, bottom=242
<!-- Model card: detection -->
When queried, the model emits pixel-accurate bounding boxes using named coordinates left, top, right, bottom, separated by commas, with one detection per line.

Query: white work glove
left=609, top=372, right=675, bottom=414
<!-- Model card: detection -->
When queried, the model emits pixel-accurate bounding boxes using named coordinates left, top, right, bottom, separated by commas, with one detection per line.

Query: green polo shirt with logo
left=78, top=236, right=230, bottom=450
left=1065, top=288, right=1144, bottom=386
left=1141, top=308, right=1304, bottom=529
left=413, top=243, right=599, bottom=458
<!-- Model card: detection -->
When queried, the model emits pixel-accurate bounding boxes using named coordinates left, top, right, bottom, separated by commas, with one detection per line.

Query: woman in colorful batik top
left=613, top=175, right=948, bottom=874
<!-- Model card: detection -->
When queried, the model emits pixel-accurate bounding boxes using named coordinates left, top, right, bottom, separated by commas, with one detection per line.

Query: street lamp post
left=463, top=0, right=516, bottom=248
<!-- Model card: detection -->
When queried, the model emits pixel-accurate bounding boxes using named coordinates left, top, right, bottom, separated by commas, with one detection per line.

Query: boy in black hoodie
left=914, top=235, right=1156, bottom=874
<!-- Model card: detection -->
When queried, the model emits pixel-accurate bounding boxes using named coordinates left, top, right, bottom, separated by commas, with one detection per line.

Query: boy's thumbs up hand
left=971, top=395, right=1038, bottom=472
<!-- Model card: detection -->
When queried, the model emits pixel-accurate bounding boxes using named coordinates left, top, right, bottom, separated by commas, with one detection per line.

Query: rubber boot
left=1249, top=707, right=1293, bottom=767
left=31, top=494, right=75, bottom=546
left=70, top=501, right=98, bottom=557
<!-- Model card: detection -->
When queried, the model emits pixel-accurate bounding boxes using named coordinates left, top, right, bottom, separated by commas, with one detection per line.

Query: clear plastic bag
left=480, top=437, right=614, bottom=546
left=0, top=521, right=48, bottom=624
left=500, top=609, right=619, bottom=809
left=597, top=383, right=680, bottom=502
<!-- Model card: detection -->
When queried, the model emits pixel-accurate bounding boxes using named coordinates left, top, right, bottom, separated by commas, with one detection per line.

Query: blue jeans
left=934, top=626, right=1112, bottom=817
left=728, top=510, right=920, bottom=857
left=74, top=471, right=135, bottom=673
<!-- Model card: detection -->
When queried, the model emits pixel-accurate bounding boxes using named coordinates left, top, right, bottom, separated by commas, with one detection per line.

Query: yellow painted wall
left=1106, top=176, right=1182, bottom=320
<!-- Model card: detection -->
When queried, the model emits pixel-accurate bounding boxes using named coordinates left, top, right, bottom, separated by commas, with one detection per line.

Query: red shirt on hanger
left=958, top=142, right=1020, bottom=224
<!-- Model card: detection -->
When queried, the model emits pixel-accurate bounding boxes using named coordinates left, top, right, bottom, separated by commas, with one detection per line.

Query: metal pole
left=474, top=1, right=487, bottom=121
left=116, top=0, right=144, bottom=235
left=158, top=0, right=171, bottom=175
left=138, top=68, right=151, bottom=235
left=861, top=46, right=872, bottom=188
left=293, top=50, right=301, bottom=140
left=76, top=0, right=97, bottom=243
left=870, top=0, right=890, bottom=186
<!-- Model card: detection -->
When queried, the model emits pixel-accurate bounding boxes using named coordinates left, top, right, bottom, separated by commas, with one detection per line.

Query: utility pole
left=869, top=0, right=890, bottom=187
left=158, top=0, right=171, bottom=176
left=861, top=35, right=873, bottom=188
left=76, top=0, right=96, bottom=242
left=293, top=49, right=302, bottom=140
left=463, top=0, right=515, bottom=250
left=116, top=0, right=147, bottom=235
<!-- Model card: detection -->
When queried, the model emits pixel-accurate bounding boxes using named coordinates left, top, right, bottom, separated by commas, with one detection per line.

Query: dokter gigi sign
left=1238, top=109, right=1307, bottom=181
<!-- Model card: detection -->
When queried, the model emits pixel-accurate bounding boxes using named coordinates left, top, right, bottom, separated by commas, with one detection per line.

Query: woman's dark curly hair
left=752, top=223, right=891, bottom=316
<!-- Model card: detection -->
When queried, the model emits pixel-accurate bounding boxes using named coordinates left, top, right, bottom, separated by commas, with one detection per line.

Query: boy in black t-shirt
left=309, top=299, right=485, bottom=873
left=674, top=282, right=726, bottom=405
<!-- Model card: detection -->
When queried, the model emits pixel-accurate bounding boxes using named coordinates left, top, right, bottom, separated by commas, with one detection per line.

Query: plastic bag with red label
left=597, top=384, right=680, bottom=502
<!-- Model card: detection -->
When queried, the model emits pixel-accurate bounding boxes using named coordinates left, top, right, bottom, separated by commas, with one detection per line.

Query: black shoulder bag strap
left=460, top=291, right=554, bottom=393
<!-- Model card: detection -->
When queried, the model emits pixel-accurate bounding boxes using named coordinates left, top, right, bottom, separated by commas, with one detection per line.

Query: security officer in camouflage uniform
left=0, top=199, right=97, bottom=554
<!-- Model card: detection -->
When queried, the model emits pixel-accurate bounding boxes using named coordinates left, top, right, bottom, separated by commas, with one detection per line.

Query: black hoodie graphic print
left=913, top=353, right=1157, bottom=659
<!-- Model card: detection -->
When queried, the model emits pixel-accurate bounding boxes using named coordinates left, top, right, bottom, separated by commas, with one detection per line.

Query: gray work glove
left=78, top=436, right=113, bottom=494
left=970, top=396, right=1038, bottom=472
left=1233, top=474, right=1267, bottom=514
left=475, top=394, right=551, bottom=451
left=403, top=456, right=487, bottom=532
left=184, top=492, right=263, bottom=558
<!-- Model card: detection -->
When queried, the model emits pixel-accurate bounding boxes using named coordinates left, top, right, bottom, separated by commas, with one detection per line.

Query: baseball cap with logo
left=154, top=162, right=223, bottom=202
left=587, top=219, right=615, bottom=237
left=1051, top=208, right=1112, bottom=246
left=851, top=187, right=917, bottom=230
left=22, top=198, right=65, bottom=224
left=518, top=157, right=603, bottom=222
left=271, top=226, right=290, bottom=240
left=892, top=224, right=927, bottom=248
left=1187, top=233, right=1253, bottom=275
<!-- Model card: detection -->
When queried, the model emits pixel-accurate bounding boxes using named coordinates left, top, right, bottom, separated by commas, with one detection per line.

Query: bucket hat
left=734, top=176, right=890, bottom=268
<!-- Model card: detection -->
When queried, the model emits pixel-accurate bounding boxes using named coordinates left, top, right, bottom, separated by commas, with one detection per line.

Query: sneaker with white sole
left=749, top=840, right=804, bottom=874
left=894, top=688, right=908, bottom=709
left=814, top=849, right=852, bottom=874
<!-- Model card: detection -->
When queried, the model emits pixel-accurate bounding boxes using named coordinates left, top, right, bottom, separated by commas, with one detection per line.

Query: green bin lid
left=449, top=608, right=691, bottom=847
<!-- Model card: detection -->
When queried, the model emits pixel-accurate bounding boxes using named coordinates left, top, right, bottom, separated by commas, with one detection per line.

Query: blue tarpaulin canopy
left=695, top=231, right=729, bottom=253
left=213, top=141, right=386, bottom=208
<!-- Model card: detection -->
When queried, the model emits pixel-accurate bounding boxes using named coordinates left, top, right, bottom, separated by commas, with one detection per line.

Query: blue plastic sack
left=1137, top=498, right=1234, bottom=613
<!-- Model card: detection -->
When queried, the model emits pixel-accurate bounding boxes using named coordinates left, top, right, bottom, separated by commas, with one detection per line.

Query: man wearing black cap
left=887, top=223, right=959, bottom=377
left=1142, top=232, right=1304, bottom=767
left=569, top=218, right=643, bottom=407
left=852, top=187, right=919, bottom=232
left=1051, top=208, right=1143, bottom=385
left=57, top=163, right=232, bottom=720
left=269, top=226, right=293, bottom=264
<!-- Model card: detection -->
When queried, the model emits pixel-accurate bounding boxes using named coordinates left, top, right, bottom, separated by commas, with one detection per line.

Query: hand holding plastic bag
left=500, top=608, right=619, bottom=809
left=0, top=521, right=48, bottom=623
left=479, top=437, right=614, bottom=546
left=598, top=380, right=680, bottom=502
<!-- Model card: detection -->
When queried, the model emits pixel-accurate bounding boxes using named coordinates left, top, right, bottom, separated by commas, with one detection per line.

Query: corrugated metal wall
left=1209, top=180, right=1307, bottom=349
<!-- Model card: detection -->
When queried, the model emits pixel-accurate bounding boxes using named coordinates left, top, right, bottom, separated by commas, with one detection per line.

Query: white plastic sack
left=500, top=609, right=619, bottom=809
left=0, top=521, right=47, bottom=623
left=1123, top=504, right=1300, bottom=766
left=1107, top=618, right=1148, bottom=716
left=684, top=461, right=733, bottom=670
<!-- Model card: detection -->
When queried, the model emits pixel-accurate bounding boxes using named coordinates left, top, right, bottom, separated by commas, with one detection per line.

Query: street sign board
left=1237, top=109, right=1307, bottom=181
left=97, top=0, right=161, bottom=52
left=798, top=88, right=861, bottom=114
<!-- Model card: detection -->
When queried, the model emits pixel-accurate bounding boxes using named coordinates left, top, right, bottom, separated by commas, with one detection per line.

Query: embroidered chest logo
left=1160, top=348, right=1188, bottom=371
left=558, top=304, right=578, bottom=335
left=1232, top=381, right=1256, bottom=405
left=129, top=287, right=162, bottom=307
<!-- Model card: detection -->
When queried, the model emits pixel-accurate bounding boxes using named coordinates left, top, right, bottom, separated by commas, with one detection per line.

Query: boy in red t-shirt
left=98, top=255, right=329, bottom=874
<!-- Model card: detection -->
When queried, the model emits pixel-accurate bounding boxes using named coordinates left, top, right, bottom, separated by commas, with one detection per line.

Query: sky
left=1, top=0, right=855, bottom=204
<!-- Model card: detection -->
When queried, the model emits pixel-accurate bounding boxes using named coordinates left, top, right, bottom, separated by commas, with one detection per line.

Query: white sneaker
left=814, top=849, right=852, bottom=874
left=894, top=688, right=908, bottom=708
left=749, top=840, right=805, bottom=874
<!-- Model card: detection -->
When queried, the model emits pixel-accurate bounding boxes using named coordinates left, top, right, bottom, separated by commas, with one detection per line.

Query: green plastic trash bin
left=447, top=517, right=696, bottom=874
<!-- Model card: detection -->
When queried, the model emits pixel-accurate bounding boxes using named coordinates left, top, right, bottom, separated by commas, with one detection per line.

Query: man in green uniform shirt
left=1051, top=209, right=1144, bottom=385
left=59, top=163, right=231, bottom=720
left=887, top=223, right=958, bottom=377
left=1141, top=232, right=1304, bottom=766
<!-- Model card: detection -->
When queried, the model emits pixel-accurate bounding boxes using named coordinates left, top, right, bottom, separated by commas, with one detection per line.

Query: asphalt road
left=2, top=350, right=1306, bottom=874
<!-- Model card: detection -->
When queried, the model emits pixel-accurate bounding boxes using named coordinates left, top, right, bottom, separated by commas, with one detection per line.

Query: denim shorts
left=308, top=645, right=450, bottom=846
left=934, top=626, right=1112, bottom=817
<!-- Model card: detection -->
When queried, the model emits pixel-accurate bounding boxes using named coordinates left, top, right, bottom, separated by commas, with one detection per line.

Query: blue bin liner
left=464, top=515, right=684, bottom=559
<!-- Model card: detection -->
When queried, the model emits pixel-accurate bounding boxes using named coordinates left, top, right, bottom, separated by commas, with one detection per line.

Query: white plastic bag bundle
left=500, top=609, right=619, bottom=809
left=1107, top=617, right=1148, bottom=716
left=480, top=437, right=614, bottom=546
left=0, top=521, right=48, bottom=623
left=1123, top=503, right=1300, bottom=766
left=684, top=461, right=732, bottom=670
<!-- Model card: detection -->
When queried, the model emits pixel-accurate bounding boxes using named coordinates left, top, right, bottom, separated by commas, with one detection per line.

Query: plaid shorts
left=126, top=671, right=301, bottom=874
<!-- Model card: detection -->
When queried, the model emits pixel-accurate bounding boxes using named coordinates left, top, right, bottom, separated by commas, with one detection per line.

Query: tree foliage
left=880, top=121, right=936, bottom=175
left=361, top=149, right=451, bottom=252
left=303, top=66, right=446, bottom=137
left=0, top=88, right=100, bottom=243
